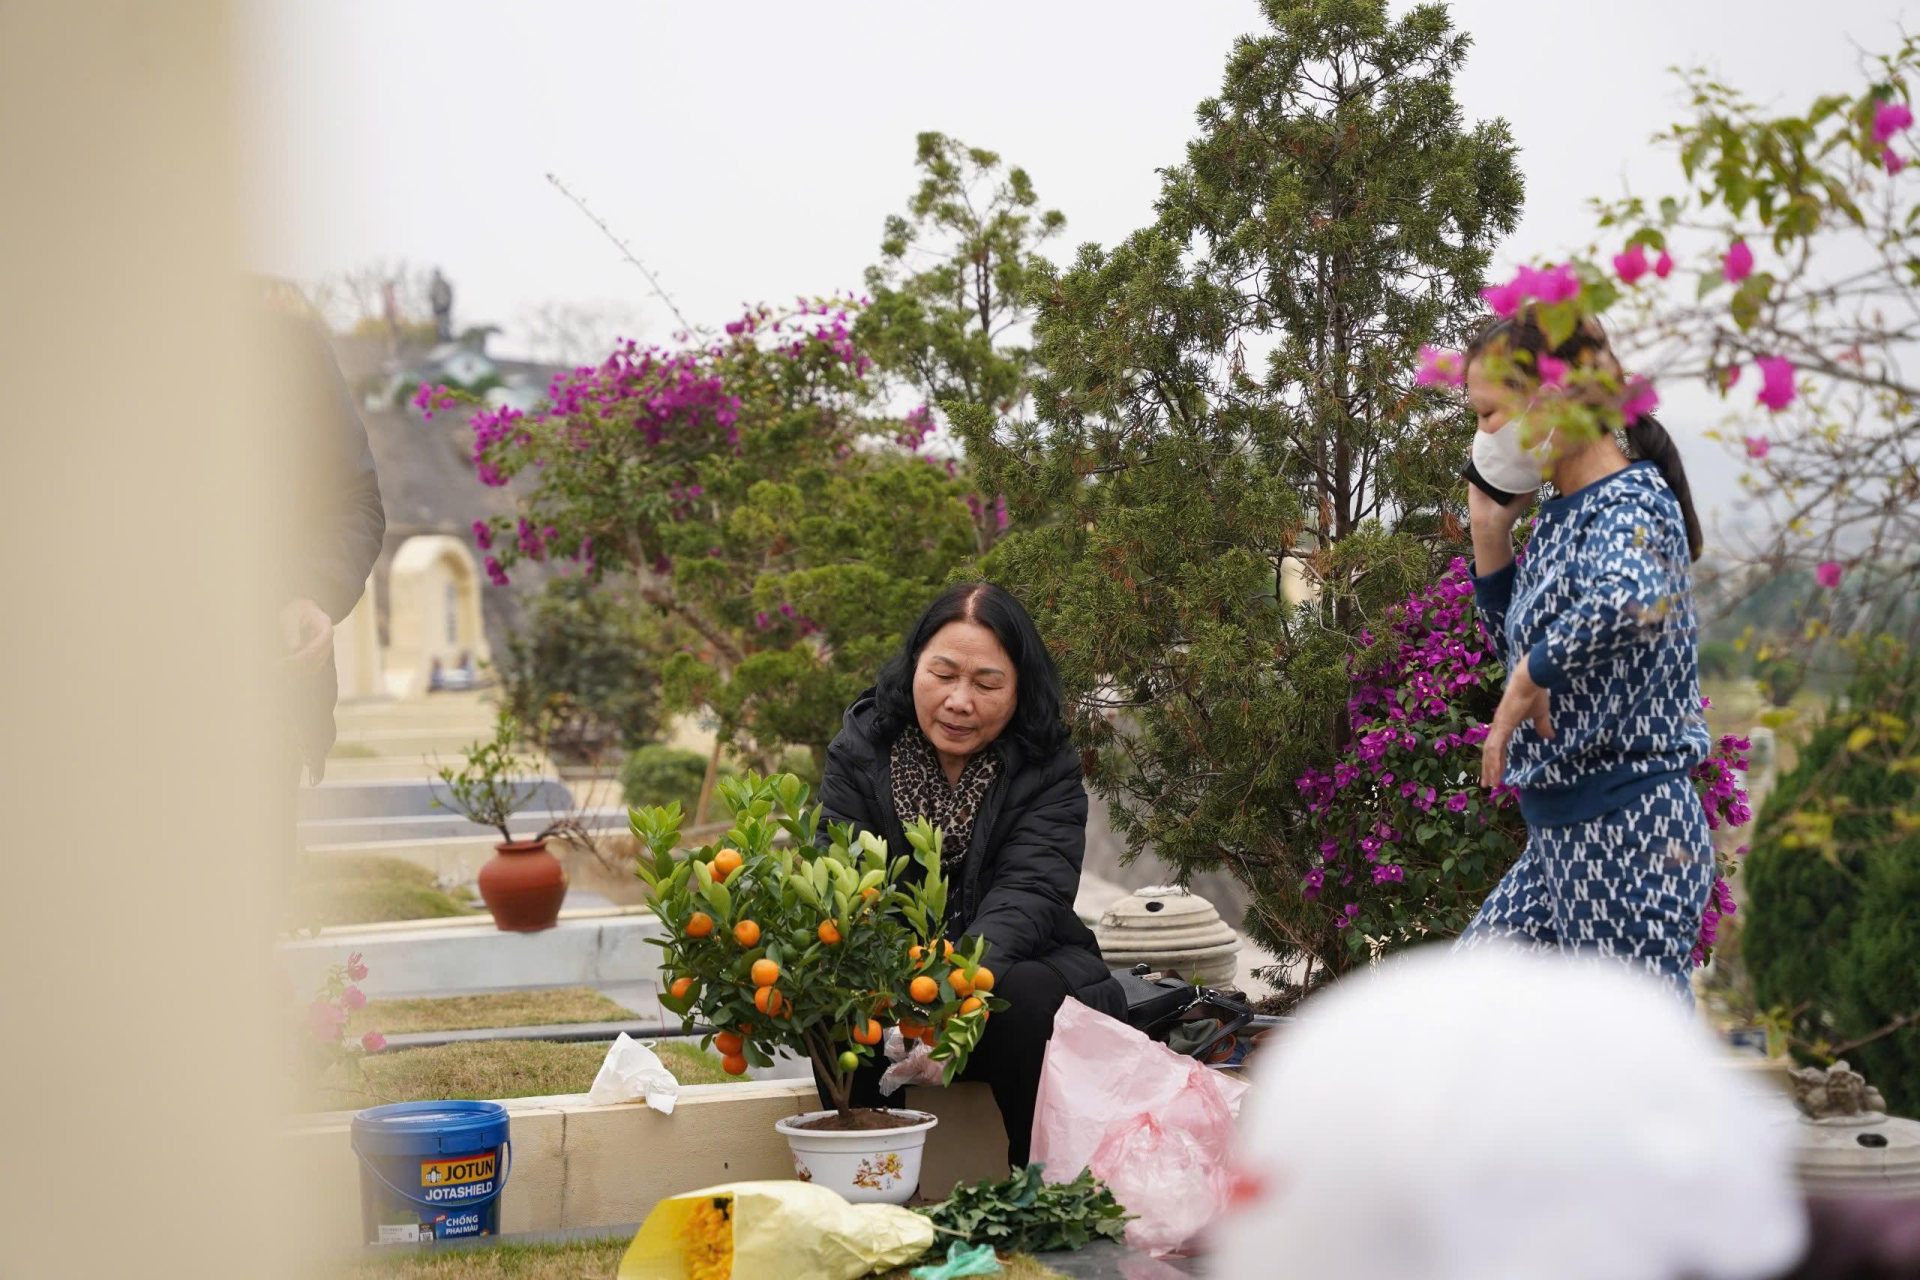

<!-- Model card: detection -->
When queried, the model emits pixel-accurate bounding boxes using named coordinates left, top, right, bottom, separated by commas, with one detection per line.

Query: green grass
left=293, top=855, right=474, bottom=928
left=302, top=855, right=443, bottom=888
left=350, top=989, right=635, bottom=1038
left=307, top=1039, right=732, bottom=1112
left=329, top=741, right=380, bottom=759
left=328, top=1237, right=1069, bottom=1280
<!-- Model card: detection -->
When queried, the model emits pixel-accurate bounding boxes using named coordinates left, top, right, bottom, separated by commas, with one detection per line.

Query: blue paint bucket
left=351, top=1100, right=512, bottom=1245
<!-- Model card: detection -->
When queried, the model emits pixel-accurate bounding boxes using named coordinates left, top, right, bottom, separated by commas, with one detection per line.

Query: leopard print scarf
left=889, top=727, right=999, bottom=873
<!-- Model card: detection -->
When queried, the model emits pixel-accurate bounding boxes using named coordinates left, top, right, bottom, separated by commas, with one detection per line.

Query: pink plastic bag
left=1030, top=998, right=1247, bottom=1257
left=1092, top=1110, right=1231, bottom=1258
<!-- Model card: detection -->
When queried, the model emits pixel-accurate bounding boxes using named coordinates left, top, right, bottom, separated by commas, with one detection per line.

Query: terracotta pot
left=477, top=839, right=567, bottom=932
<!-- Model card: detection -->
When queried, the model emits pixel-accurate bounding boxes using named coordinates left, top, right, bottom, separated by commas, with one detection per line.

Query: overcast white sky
left=240, top=0, right=1912, bottom=525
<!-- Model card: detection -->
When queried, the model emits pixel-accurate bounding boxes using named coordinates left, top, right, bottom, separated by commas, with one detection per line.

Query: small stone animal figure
left=1788, top=1060, right=1888, bottom=1119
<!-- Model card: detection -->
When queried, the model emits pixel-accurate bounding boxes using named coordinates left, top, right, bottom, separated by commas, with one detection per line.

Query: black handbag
left=1115, top=964, right=1258, bottom=1063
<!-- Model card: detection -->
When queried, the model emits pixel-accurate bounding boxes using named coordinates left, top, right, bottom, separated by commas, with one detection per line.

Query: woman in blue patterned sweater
left=1457, top=309, right=1713, bottom=1003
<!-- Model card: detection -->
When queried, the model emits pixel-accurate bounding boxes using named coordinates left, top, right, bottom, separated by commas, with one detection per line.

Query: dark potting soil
left=793, top=1109, right=926, bottom=1132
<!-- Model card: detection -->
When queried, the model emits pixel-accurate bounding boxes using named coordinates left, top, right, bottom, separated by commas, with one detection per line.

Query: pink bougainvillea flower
left=1620, top=377, right=1660, bottom=422
left=1884, top=147, right=1908, bottom=174
left=1612, top=244, right=1649, bottom=285
left=1745, top=436, right=1771, bottom=459
left=1816, top=561, right=1844, bottom=589
left=1873, top=100, right=1914, bottom=144
left=1723, top=240, right=1754, bottom=283
left=306, top=999, right=347, bottom=1043
left=483, top=556, right=509, bottom=588
left=1480, top=278, right=1525, bottom=318
left=1415, top=345, right=1466, bottom=387
left=1535, top=354, right=1568, bottom=387
left=340, top=985, right=367, bottom=1011
left=1653, top=249, right=1674, bottom=279
left=1755, top=356, right=1796, bottom=411
left=361, top=1031, right=388, bottom=1053
left=1519, top=262, right=1581, bottom=304
left=346, top=952, right=369, bottom=982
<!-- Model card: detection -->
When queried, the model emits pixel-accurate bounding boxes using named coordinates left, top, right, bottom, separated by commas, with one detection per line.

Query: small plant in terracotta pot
left=432, top=712, right=568, bottom=932
left=632, top=772, right=1007, bottom=1204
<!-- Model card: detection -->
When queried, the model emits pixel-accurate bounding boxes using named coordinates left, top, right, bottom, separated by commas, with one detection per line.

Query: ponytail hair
left=1623, top=414, right=1703, bottom=562
left=1465, top=310, right=1704, bottom=561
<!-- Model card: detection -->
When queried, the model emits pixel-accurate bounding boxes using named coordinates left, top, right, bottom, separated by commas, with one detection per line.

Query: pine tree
left=954, top=0, right=1522, bottom=977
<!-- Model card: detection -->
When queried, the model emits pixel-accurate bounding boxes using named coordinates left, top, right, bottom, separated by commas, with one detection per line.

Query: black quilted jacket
left=817, top=689, right=1124, bottom=1016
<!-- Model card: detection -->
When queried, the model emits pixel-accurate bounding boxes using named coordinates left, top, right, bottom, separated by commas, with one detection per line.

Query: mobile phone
left=1461, top=459, right=1523, bottom=506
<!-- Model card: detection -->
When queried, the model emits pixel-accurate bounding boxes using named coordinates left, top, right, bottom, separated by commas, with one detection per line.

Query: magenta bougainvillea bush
left=1295, top=557, right=1752, bottom=965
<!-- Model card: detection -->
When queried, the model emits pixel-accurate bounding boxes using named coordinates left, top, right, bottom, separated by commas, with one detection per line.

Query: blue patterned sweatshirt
left=1472, top=461, right=1710, bottom=827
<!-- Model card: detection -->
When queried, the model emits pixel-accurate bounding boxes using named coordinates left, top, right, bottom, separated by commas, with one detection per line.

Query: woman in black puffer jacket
left=812, top=582, right=1125, bottom=1167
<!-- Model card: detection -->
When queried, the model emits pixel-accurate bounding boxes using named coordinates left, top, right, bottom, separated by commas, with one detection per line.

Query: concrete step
left=298, top=806, right=625, bottom=846
left=328, top=726, right=508, bottom=756
left=298, top=777, right=573, bottom=821
left=334, top=689, right=496, bottom=726
left=279, top=907, right=665, bottom=999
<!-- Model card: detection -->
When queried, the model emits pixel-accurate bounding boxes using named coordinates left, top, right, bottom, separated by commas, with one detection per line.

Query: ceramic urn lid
left=1094, top=885, right=1241, bottom=988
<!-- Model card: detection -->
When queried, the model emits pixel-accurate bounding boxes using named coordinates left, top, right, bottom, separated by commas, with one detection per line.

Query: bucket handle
left=356, top=1140, right=512, bottom=1216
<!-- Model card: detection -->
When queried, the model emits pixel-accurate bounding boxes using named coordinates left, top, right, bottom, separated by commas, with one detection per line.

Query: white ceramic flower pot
left=773, top=1109, right=939, bottom=1205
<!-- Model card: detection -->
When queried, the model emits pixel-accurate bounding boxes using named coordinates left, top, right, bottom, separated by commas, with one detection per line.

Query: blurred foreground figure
left=1777, top=1197, right=1920, bottom=1279
left=261, top=278, right=385, bottom=785
left=1215, top=948, right=1806, bottom=1280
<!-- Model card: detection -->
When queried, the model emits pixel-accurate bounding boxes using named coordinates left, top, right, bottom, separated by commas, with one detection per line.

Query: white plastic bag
left=587, top=1032, right=681, bottom=1114
left=878, top=1026, right=946, bottom=1096
left=1030, top=998, right=1248, bottom=1256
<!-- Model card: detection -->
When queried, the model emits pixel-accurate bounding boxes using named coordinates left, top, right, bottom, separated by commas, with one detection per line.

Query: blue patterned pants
left=1457, top=775, right=1715, bottom=1004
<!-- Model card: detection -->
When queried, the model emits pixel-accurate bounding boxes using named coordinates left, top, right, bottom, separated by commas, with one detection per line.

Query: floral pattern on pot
left=793, top=1160, right=812, bottom=1183
left=852, top=1153, right=905, bottom=1192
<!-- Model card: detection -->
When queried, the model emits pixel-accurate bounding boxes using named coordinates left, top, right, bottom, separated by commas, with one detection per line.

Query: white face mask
left=1470, top=408, right=1550, bottom=496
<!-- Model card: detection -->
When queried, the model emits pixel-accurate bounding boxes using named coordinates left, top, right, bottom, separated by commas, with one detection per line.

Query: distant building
left=325, top=329, right=573, bottom=701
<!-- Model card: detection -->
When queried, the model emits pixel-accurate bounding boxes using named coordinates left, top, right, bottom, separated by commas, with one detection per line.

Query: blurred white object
left=585, top=1032, right=680, bottom=1114
left=1214, top=948, right=1807, bottom=1280
left=878, top=1026, right=946, bottom=1096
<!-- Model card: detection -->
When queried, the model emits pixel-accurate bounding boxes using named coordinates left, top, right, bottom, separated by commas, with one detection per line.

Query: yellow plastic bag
left=619, top=1180, right=935, bottom=1280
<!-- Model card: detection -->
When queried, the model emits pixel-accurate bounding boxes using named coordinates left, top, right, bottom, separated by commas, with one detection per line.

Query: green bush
left=1759, top=655, right=1807, bottom=708
left=498, top=580, right=674, bottom=766
left=1743, top=655, right=1920, bottom=1113
left=1698, top=639, right=1745, bottom=681
left=777, top=746, right=823, bottom=792
left=621, top=744, right=724, bottom=814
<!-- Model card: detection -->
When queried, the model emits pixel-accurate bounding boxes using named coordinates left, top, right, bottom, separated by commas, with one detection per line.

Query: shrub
left=621, top=744, right=730, bottom=814
left=1743, top=653, right=1920, bottom=1113
left=1292, top=559, right=1524, bottom=971
left=1698, top=639, right=1745, bottom=681
left=498, top=580, right=671, bottom=767
left=1760, top=656, right=1807, bottom=708
left=634, top=773, right=1006, bottom=1114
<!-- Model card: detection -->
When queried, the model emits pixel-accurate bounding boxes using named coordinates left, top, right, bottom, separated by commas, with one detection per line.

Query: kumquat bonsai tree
left=631, top=772, right=1008, bottom=1120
